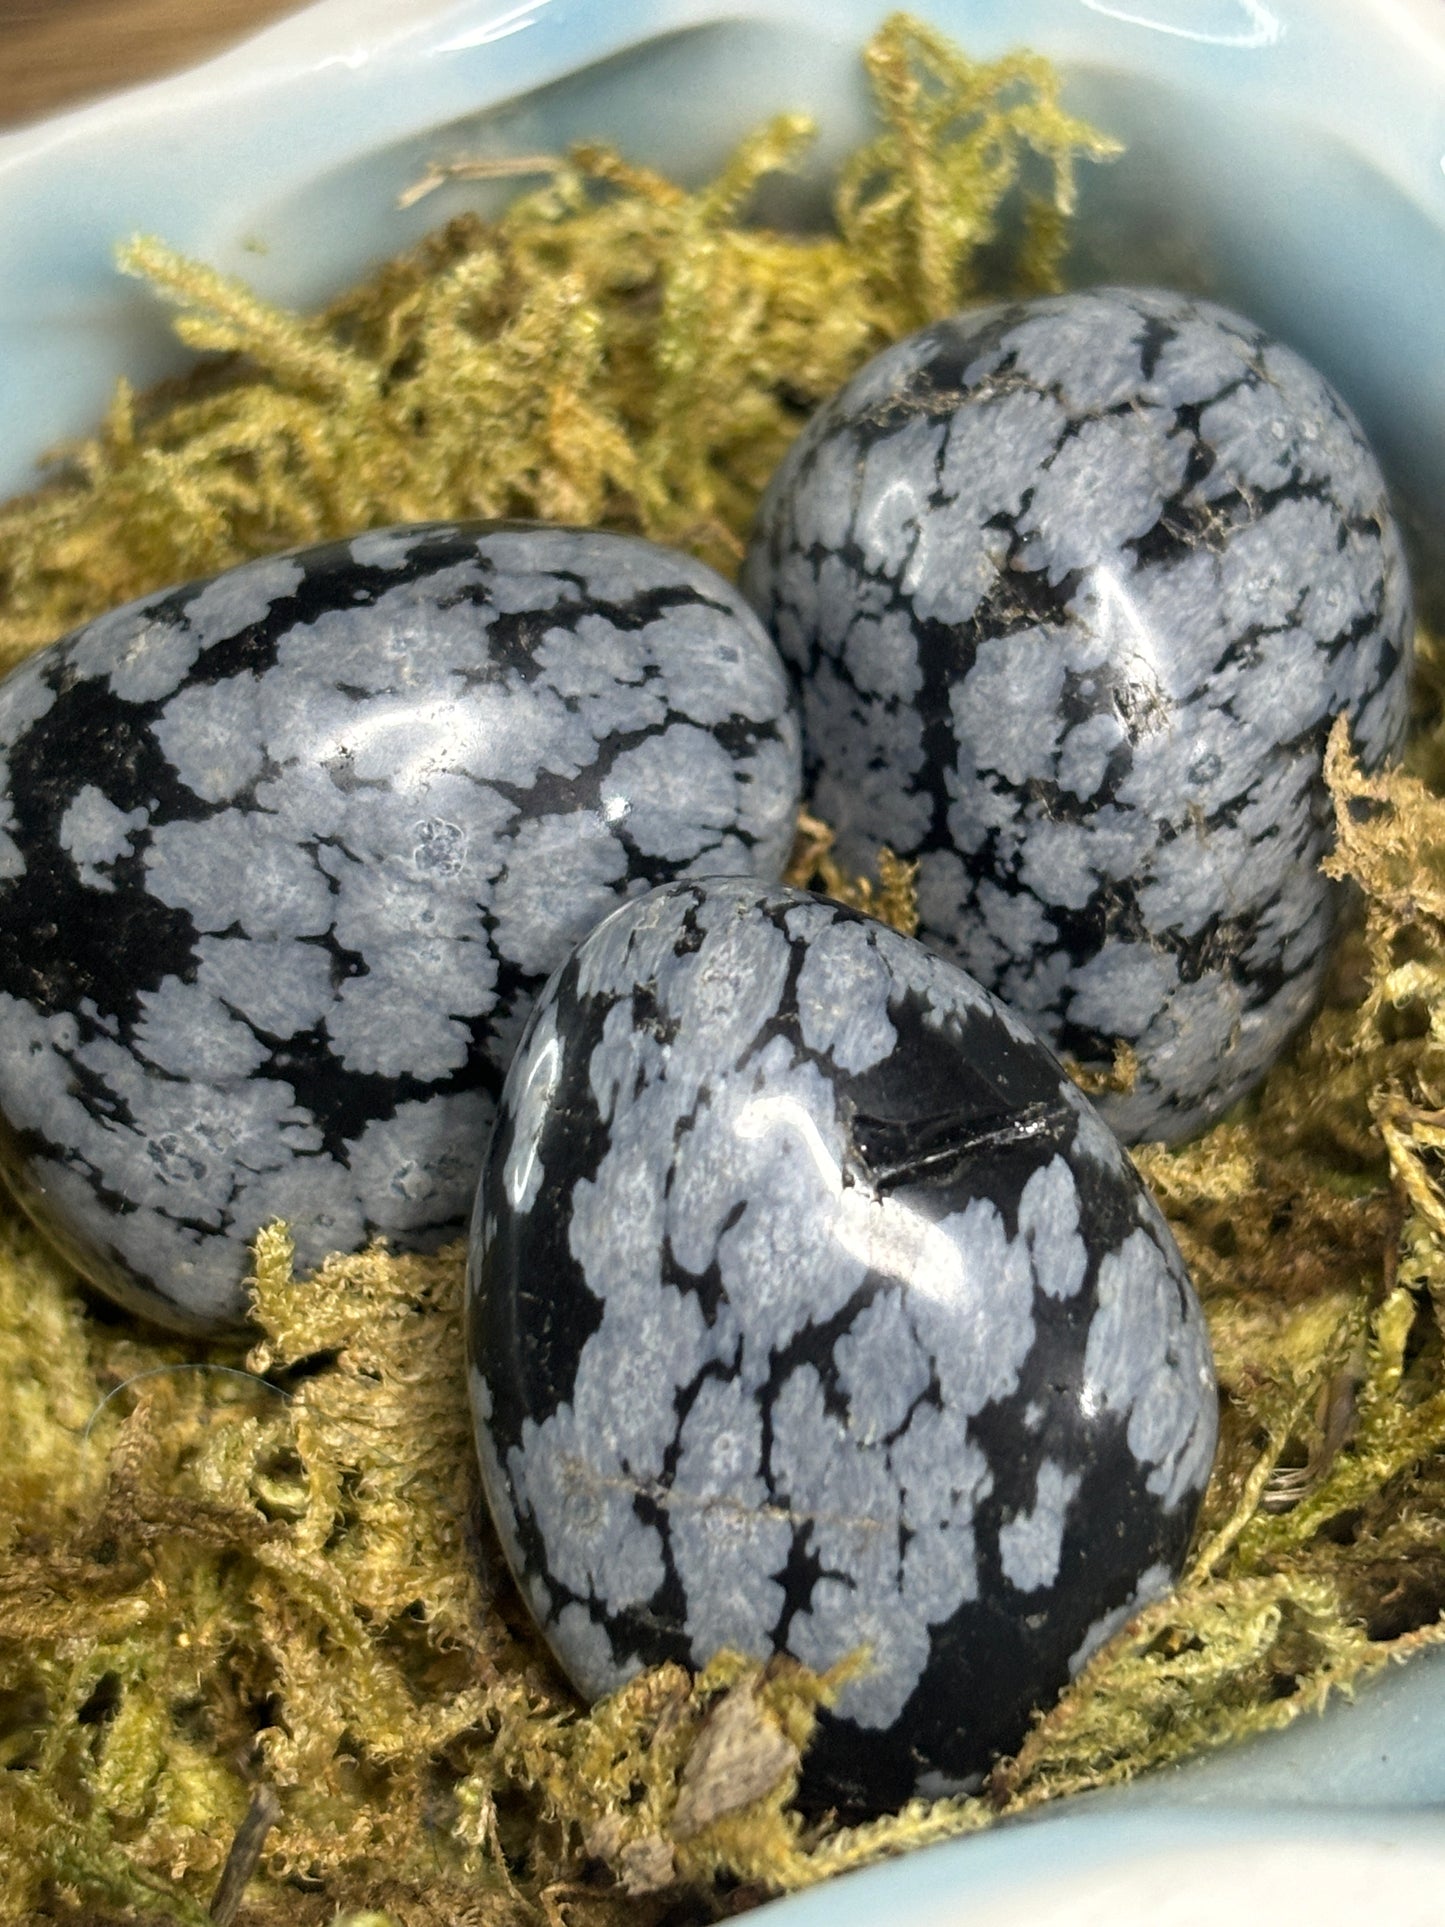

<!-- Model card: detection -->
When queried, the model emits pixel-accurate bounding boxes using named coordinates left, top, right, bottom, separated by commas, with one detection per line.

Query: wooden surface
left=0, top=0, right=305, bottom=130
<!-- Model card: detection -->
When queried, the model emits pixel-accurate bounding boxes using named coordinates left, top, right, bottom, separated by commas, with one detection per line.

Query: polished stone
left=0, top=522, right=800, bottom=1332
left=467, top=877, right=1218, bottom=1815
left=742, top=287, right=1413, bottom=1142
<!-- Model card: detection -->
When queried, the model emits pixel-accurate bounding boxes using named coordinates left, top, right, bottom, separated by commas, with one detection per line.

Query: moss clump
left=0, top=12, right=1443, bottom=1925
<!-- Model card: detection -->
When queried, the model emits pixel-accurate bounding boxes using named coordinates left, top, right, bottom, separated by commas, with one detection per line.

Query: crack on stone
left=845, top=1095, right=1076, bottom=1195
left=553, top=1454, right=893, bottom=1537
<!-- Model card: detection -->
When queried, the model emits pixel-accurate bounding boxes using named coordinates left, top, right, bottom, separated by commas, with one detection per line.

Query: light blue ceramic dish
left=3, top=0, right=1445, bottom=611
left=2, top=2, right=1444, bottom=1918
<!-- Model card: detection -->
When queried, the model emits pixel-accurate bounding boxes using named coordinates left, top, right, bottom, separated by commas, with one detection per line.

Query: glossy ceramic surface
left=2, top=0, right=1443, bottom=1914
left=758, top=1640, right=1445, bottom=1922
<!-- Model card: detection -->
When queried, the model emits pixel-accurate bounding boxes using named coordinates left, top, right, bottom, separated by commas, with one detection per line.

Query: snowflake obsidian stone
left=467, top=878, right=1218, bottom=1814
left=742, top=287, right=1413, bottom=1143
left=0, top=523, right=800, bottom=1333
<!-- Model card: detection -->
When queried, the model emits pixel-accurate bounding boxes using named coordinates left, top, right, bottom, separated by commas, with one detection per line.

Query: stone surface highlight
left=0, top=523, right=800, bottom=1331
left=468, top=878, right=1218, bottom=1813
left=743, top=288, right=1413, bottom=1141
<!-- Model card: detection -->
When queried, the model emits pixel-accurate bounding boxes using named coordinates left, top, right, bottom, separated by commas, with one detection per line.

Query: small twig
left=398, top=153, right=563, bottom=209
left=1261, top=1364, right=1362, bottom=1512
left=209, top=1785, right=282, bottom=1925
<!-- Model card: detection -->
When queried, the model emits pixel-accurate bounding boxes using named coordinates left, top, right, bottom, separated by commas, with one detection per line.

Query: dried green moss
left=0, top=15, right=1116, bottom=663
left=0, top=13, right=1443, bottom=1925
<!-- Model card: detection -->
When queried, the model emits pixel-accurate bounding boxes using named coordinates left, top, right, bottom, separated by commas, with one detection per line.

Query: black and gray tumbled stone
left=467, top=878, right=1218, bottom=1815
left=742, top=287, right=1413, bottom=1143
left=0, top=522, right=800, bottom=1332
